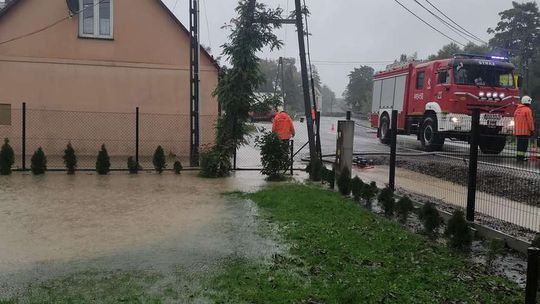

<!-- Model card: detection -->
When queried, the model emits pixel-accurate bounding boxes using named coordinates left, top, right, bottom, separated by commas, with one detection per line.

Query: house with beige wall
left=0, top=0, right=219, bottom=168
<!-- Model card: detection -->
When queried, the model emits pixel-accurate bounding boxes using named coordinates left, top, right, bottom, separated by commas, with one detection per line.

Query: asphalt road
left=242, top=116, right=538, bottom=172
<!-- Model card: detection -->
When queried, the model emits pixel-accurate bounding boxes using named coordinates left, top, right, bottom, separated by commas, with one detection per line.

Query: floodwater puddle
left=0, top=171, right=280, bottom=297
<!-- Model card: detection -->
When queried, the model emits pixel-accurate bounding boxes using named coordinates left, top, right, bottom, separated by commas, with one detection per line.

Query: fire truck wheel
left=479, top=135, right=506, bottom=154
left=421, top=116, right=444, bottom=151
left=379, top=114, right=391, bottom=145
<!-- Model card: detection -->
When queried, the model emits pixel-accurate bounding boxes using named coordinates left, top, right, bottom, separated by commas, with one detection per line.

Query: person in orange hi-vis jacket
left=272, top=111, right=296, bottom=141
left=514, top=96, right=536, bottom=161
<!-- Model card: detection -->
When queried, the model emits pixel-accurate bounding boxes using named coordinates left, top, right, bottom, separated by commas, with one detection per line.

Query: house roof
left=0, top=0, right=220, bottom=69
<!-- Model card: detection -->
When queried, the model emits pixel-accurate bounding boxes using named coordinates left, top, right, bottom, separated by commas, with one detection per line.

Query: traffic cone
left=530, top=144, right=537, bottom=162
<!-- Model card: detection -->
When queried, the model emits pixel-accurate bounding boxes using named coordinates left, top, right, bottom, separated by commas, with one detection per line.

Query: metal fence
left=233, top=117, right=314, bottom=171
left=352, top=110, right=540, bottom=240
left=0, top=104, right=217, bottom=171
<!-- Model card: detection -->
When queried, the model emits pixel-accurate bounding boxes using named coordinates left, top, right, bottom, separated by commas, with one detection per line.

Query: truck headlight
left=509, top=119, right=515, bottom=127
left=493, top=93, right=499, bottom=98
left=451, top=117, right=460, bottom=124
left=479, top=91, right=485, bottom=97
left=487, top=92, right=493, bottom=98
left=500, top=93, right=506, bottom=99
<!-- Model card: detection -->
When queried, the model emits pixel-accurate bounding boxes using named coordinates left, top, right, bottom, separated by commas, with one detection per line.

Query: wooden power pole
left=294, top=0, right=319, bottom=167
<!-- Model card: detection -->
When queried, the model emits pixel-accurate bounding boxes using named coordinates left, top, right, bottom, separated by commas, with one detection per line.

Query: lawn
left=0, top=182, right=523, bottom=303
left=208, top=183, right=522, bottom=303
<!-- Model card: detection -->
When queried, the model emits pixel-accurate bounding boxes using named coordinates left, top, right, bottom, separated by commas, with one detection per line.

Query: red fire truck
left=370, top=54, right=520, bottom=154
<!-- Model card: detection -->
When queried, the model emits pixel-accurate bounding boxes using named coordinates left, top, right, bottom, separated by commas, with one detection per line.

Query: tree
left=209, top=0, right=283, bottom=177
left=462, top=42, right=490, bottom=55
left=321, top=85, right=336, bottom=114
left=127, top=156, right=140, bottom=174
left=63, top=143, right=77, bottom=174
left=0, top=138, right=15, bottom=175
left=30, top=147, right=47, bottom=175
left=428, top=43, right=462, bottom=60
left=256, top=131, right=290, bottom=181
left=343, top=66, right=374, bottom=114
left=281, top=58, right=304, bottom=112
left=488, top=1, right=540, bottom=94
left=96, top=144, right=111, bottom=175
left=153, top=145, right=166, bottom=174
left=173, top=161, right=183, bottom=175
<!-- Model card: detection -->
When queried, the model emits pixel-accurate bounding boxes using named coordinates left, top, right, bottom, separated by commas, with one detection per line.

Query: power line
left=423, top=0, right=487, bottom=45
left=412, top=0, right=477, bottom=44
left=393, top=0, right=466, bottom=47
left=0, top=0, right=106, bottom=46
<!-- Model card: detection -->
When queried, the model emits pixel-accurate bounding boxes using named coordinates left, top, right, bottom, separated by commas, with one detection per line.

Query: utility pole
left=189, top=0, right=201, bottom=167
left=294, top=0, right=319, bottom=166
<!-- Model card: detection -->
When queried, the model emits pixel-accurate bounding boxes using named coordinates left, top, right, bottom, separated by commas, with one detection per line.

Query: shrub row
left=0, top=139, right=183, bottom=176
left=331, top=166, right=473, bottom=252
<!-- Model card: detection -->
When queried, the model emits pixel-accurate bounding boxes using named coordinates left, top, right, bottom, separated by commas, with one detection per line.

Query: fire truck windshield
left=453, top=65, right=515, bottom=88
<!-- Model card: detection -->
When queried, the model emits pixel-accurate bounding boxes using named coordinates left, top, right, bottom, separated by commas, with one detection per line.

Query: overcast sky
left=163, top=0, right=521, bottom=96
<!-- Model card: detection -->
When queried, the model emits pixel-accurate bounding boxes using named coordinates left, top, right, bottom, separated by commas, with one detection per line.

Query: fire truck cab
left=370, top=54, right=520, bottom=154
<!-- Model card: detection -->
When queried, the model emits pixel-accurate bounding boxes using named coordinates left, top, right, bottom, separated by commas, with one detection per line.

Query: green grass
left=208, top=184, right=522, bottom=304
left=0, top=270, right=196, bottom=304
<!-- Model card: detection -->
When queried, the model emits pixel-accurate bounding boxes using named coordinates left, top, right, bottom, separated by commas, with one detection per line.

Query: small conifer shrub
left=337, top=167, right=351, bottom=196
left=153, top=146, right=167, bottom=174
left=174, top=161, right=183, bottom=174
left=351, top=176, right=364, bottom=202
left=378, top=187, right=395, bottom=217
left=96, top=144, right=111, bottom=175
left=323, top=166, right=336, bottom=189
left=419, top=202, right=442, bottom=237
left=361, top=182, right=378, bottom=209
left=127, top=157, right=140, bottom=174
left=396, top=196, right=414, bottom=223
left=63, top=143, right=77, bottom=174
left=31, top=147, right=47, bottom=175
left=0, top=138, right=15, bottom=175
left=445, top=210, right=473, bottom=251
left=532, top=234, right=540, bottom=248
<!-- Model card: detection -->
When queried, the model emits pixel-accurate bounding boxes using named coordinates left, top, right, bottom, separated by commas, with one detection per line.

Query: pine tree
left=351, top=176, right=364, bottom=202
left=0, top=138, right=15, bottom=175
left=127, top=156, right=140, bottom=174
left=174, top=161, right=183, bottom=175
left=96, top=144, right=111, bottom=175
left=153, top=146, right=166, bottom=174
left=63, top=143, right=77, bottom=174
left=30, top=147, right=47, bottom=175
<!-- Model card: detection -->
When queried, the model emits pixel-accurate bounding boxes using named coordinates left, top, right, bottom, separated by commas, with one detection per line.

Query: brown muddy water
left=0, top=171, right=283, bottom=298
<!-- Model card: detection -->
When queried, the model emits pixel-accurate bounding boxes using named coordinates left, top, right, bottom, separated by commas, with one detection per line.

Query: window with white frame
left=79, top=0, right=113, bottom=39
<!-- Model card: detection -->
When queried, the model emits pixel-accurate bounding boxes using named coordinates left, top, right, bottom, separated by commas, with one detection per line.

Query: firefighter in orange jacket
left=514, top=96, right=535, bottom=161
left=272, top=111, right=295, bottom=141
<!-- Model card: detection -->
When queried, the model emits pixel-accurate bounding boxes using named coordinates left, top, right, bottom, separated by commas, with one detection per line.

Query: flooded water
left=0, top=171, right=280, bottom=297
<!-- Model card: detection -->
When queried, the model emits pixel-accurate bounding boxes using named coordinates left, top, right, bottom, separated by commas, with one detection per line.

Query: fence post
left=22, top=102, right=26, bottom=171
left=290, top=140, right=294, bottom=175
left=389, top=110, right=398, bottom=190
left=316, top=111, right=322, bottom=162
left=467, top=108, right=480, bottom=222
left=233, top=148, right=237, bottom=170
left=135, top=107, right=139, bottom=165
left=525, top=247, right=540, bottom=304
